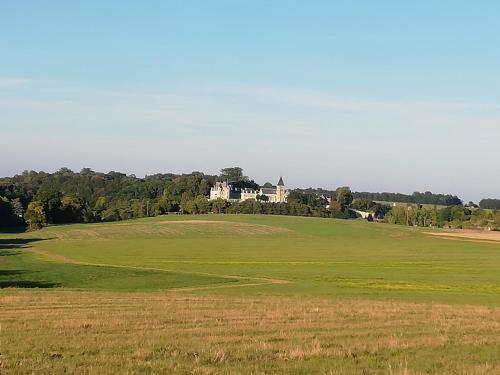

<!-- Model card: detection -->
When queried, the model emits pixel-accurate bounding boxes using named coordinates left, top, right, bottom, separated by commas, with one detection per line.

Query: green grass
left=0, top=250, right=237, bottom=290
left=1, top=215, right=500, bottom=374
left=1, top=215, right=500, bottom=304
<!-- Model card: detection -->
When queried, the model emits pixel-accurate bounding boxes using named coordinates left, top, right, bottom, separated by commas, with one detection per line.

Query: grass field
left=1, top=215, right=500, bottom=374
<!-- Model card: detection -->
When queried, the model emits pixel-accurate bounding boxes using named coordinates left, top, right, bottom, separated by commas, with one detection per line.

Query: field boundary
left=28, top=246, right=291, bottom=291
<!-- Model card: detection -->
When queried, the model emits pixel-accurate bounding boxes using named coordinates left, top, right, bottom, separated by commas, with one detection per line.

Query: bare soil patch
left=426, top=229, right=500, bottom=244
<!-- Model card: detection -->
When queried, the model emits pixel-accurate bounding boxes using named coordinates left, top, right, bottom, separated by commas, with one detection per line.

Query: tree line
left=0, top=168, right=217, bottom=230
left=1, top=167, right=499, bottom=231
left=295, top=188, right=463, bottom=206
left=351, top=191, right=463, bottom=206
left=0, top=168, right=365, bottom=229
left=384, top=204, right=500, bottom=230
left=478, top=198, right=500, bottom=210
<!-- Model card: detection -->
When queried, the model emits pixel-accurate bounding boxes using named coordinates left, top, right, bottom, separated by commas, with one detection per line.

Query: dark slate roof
left=229, top=191, right=241, bottom=200
left=260, top=188, right=277, bottom=195
left=277, top=177, right=285, bottom=186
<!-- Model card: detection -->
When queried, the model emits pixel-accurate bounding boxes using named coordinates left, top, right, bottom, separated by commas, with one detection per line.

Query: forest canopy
left=1, top=167, right=498, bottom=231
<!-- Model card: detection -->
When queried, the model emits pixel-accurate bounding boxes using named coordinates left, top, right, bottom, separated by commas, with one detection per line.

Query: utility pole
left=146, top=200, right=149, bottom=217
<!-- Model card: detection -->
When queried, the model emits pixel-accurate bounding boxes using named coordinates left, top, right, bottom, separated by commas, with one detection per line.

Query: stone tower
left=210, top=181, right=231, bottom=200
left=276, top=176, right=286, bottom=203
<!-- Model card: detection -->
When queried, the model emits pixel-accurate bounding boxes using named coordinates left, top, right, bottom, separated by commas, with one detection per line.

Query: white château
left=210, top=177, right=289, bottom=203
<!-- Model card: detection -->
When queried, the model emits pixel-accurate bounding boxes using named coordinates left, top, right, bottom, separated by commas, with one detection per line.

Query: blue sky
left=1, top=1, right=499, bottom=201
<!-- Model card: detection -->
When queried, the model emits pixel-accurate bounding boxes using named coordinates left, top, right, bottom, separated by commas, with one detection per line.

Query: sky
left=1, top=1, right=499, bottom=202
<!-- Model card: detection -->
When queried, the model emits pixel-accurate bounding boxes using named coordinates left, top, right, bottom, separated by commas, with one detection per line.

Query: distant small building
left=352, top=209, right=372, bottom=219
left=210, top=177, right=289, bottom=203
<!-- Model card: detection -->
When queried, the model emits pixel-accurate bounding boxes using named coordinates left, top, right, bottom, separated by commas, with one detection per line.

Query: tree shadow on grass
left=0, top=238, right=59, bottom=289
left=0, top=280, right=59, bottom=288
left=0, top=226, right=27, bottom=234
left=0, top=238, right=45, bottom=247
left=0, top=270, right=60, bottom=289
left=0, top=238, right=45, bottom=253
left=0, top=248, right=22, bottom=255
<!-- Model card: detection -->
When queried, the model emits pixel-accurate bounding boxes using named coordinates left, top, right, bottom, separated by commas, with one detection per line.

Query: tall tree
left=219, top=167, right=247, bottom=183
left=335, top=187, right=353, bottom=211
left=211, top=198, right=227, bottom=214
left=25, top=201, right=46, bottom=230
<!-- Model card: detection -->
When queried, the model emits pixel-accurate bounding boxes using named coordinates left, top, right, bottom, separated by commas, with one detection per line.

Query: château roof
left=260, top=187, right=277, bottom=195
left=277, top=177, right=285, bottom=186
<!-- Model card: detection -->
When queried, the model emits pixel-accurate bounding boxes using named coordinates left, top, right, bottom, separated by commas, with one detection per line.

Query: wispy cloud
left=1, top=79, right=499, bottom=199
left=2, top=79, right=500, bottom=140
left=204, top=82, right=500, bottom=113
left=0, top=77, right=31, bottom=88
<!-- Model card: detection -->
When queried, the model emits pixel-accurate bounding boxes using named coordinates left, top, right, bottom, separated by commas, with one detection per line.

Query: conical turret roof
left=277, top=176, right=285, bottom=186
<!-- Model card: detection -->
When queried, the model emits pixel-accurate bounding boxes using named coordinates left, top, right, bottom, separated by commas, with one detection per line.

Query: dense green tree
left=372, top=203, right=392, bottom=219
left=211, top=198, right=227, bottom=214
left=59, top=195, right=84, bottom=223
left=385, top=206, right=407, bottom=225
left=232, top=180, right=260, bottom=190
left=193, top=196, right=209, bottom=214
left=335, top=187, right=354, bottom=210
left=350, top=198, right=374, bottom=211
left=256, top=194, right=269, bottom=202
left=494, top=211, right=500, bottom=228
left=25, top=201, right=46, bottom=230
left=101, top=207, right=120, bottom=222
left=219, top=167, right=247, bottom=183
left=470, top=209, right=492, bottom=227
left=182, top=195, right=209, bottom=214
left=479, top=199, right=500, bottom=210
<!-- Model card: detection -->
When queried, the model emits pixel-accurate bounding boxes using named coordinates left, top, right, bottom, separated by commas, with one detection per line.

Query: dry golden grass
left=1, top=291, right=499, bottom=374
left=425, top=229, right=500, bottom=243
